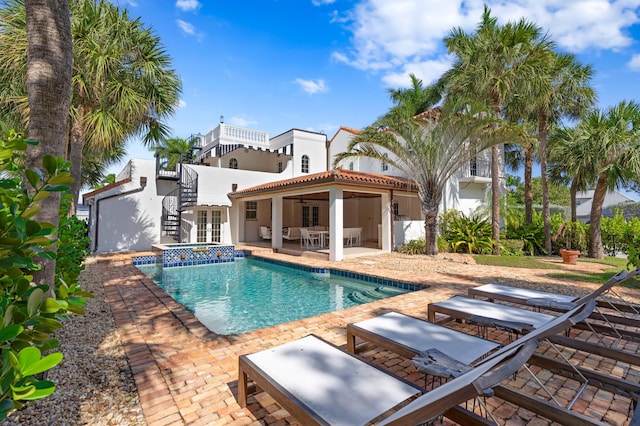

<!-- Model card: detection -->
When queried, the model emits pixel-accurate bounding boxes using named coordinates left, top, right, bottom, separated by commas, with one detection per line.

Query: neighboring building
left=83, top=122, right=504, bottom=260
left=575, top=190, right=638, bottom=222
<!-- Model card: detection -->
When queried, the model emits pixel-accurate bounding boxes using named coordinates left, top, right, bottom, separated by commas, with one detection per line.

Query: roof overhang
left=228, top=168, right=417, bottom=200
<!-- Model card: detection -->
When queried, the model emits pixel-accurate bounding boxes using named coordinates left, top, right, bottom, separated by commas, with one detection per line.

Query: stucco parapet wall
left=82, top=178, right=133, bottom=203
left=227, top=168, right=418, bottom=198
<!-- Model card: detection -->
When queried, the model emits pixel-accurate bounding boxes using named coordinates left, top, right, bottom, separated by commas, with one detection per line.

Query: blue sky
left=111, top=0, right=640, bottom=194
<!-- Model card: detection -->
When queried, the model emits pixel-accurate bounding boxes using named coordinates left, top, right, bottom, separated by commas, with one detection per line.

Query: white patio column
left=381, top=191, right=392, bottom=252
left=271, top=196, right=283, bottom=249
left=230, top=202, right=241, bottom=244
left=329, top=187, right=344, bottom=261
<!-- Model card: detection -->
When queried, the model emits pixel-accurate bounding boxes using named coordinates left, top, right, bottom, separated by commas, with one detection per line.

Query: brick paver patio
left=97, top=250, right=638, bottom=425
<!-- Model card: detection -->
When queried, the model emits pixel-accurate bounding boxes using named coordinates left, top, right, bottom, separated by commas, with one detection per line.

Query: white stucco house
left=83, top=121, right=503, bottom=261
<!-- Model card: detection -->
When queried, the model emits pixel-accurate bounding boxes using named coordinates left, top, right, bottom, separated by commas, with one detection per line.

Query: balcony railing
left=457, top=158, right=492, bottom=180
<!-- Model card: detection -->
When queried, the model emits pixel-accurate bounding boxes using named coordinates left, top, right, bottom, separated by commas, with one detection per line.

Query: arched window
left=229, top=158, right=238, bottom=169
left=382, top=153, right=388, bottom=172
left=301, top=155, right=309, bottom=173
left=349, top=162, right=354, bottom=171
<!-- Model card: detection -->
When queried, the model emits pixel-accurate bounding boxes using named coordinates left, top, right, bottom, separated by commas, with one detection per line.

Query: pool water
left=137, top=258, right=411, bottom=335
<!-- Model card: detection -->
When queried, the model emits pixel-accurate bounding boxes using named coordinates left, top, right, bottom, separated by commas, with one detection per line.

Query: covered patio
left=227, top=169, right=419, bottom=261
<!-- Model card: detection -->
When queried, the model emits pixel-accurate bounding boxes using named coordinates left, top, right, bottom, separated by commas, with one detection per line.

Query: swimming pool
left=137, top=258, right=419, bottom=335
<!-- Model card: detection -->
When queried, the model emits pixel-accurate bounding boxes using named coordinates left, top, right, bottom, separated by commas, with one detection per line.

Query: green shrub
left=400, top=238, right=425, bottom=255
left=443, top=213, right=494, bottom=254
left=0, top=131, right=91, bottom=419
left=56, top=194, right=91, bottom=292
left=601, top=210, right=627, bottom=256
left=500, top=239, right=525, bottom=256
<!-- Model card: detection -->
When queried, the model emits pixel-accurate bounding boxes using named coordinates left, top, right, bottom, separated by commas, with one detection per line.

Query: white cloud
left=178, top=99, right=187, bottom=109
left=336, top=0, right=640, bottom=85
left=295, top=78, right=328, bottom=94
left=176, top=0, right=201, bottom=12
left=382, top=57, right=453, bottom=87
left=227, top=115, right=258, bottom=128
left=176, top=19, right=196, bottom=36
left=312, top=0, right=336, bottom=5
left=629, top=54, right=640, bottom=70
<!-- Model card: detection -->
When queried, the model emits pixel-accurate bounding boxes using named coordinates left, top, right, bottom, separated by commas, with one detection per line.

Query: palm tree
left=442, top=5, right=553, bottom=255
left=531, top=52, right=596, bottom=254
left=152, top=136, right=198, bottom=170
left=549, top=125, right=596, bottom=252
left=571, top=101, right=640, bottom=258
left=386, top=74, right=443, bottom=120
left=0, top=0, right=182, bottom=214
left=23, top=0, right=73, bottom=292
left=334, top=101, right=507, bottom=255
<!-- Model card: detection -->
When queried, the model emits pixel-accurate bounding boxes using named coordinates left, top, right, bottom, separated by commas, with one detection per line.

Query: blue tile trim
left=135, top=245, right=247, bottom=268
left=245, top=255, right=424, bottom=291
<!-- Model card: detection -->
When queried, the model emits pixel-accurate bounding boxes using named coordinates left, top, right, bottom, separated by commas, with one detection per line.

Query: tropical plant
left=0, top=0, right=182, bottom=215
left=399, top=238, right=425, bottom=255
left=569, top=101, right=640, bottom=258
left=600, top=210, right=628, bottom=256
left=443, top=213, right=494, bottom=254
left=152, top=136, right=198, bottom=171
left=528, top=52, right=596, bottom=254
left=0, top=131, right=90, bottom=419
left=442, top=5, right=553, bottom=255
left=334, top=100, right=506, bottom=255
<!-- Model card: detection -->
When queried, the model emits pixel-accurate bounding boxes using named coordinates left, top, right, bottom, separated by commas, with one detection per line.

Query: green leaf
left=42, top=155, right=57, bottom=175
left=42, top=184, right=70, bottom=192
left=0, top=399, right=14, bottom=418
left=11, top=384, right=35, bottom=400
left=27, top=289, right=43, bottom=316
left=20, top=205, right=41, bottom=219
left=25, top=169, right=39, bottom=188
left=3, top=305, right=14, bottom=327
left=19, top=349, right=62, bottom=376
left=41, top=298, right=64, bottom=314
left=19, top=380, right=56, bottom=400
left=48, top=174, right=74, bottom=185
left=32, top=190, right=50, bottom=202
left=0, top=325, right=23, bottom=342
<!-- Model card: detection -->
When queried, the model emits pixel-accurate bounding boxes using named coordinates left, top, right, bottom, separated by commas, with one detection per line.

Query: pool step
left=376, top=285, right=410, bottom=296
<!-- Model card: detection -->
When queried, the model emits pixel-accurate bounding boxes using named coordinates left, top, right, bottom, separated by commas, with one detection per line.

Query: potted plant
left=554, top=222, right=582, bottom=264
left=560, top=248, right=580, bottom=265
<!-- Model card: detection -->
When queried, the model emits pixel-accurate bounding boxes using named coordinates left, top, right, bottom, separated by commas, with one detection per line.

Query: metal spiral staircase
left=161, top=163, right=198, bottom=241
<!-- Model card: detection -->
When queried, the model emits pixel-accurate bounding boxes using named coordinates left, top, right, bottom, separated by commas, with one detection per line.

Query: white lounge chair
left=429, top=270, right=640, bottom=345
left=238, top=334, right=538, bottom=425
left=468, top=268, right=640, bottom=327
left=238, top=300, right=597, bottom=425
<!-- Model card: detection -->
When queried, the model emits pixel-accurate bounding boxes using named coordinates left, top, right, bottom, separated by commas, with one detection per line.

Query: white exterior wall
left=86, top=159, right=169, bottom=252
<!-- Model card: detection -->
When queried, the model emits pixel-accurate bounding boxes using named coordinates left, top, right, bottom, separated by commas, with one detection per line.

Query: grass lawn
left=473, top=255, right=562, bottom=269
left=473, top=254, right=639, bottom=288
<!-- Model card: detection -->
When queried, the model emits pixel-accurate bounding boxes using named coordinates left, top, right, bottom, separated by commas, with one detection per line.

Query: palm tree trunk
left=491, top=144, right=501, bottom=255
left=588, top=174, right=607, bottom=259
left=524, top=147, right=533, bottom=224
left=422, top=198, right=439, bottom=256
left=68, top=109, right=87, bottom=217
left=24, top=0, right=73, bottom=295
left=569, top=180, right=578, bottom=250
left=538, top=110, right=551, bottom=255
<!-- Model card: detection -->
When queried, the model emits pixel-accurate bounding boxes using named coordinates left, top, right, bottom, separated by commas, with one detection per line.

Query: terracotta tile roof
left=327, top=126, right=362, bottom=147
left=228, top=168, right=416, bottom=198
left=82, top=178, right=132, bottom=203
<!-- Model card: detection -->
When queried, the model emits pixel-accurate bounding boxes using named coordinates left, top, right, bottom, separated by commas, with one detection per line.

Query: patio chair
left=238, top=334, right=538, bottom=425
left=259, top=226, right=271, bottom=240
left=300, top=228, right=320, bottom=249
left=468, top=268, right=640, bottom=328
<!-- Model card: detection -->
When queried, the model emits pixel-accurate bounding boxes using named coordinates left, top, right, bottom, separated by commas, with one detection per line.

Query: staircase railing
left=161, top=162, right=199, bottom=242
